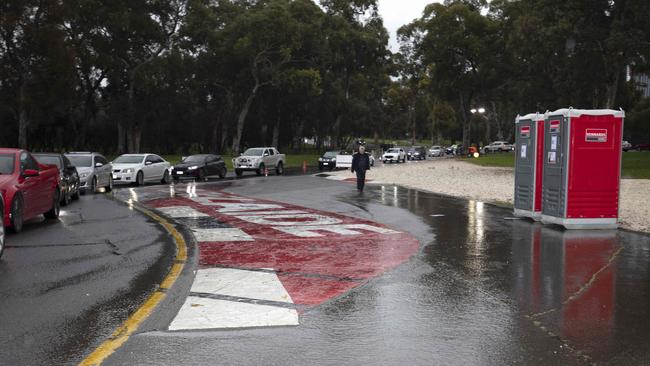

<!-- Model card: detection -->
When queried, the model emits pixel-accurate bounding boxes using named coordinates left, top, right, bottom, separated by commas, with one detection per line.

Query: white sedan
left=111, top=154, right=172, bottom=186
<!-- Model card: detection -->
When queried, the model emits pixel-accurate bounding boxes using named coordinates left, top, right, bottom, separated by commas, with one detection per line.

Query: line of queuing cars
left=0, top=149, right=237, bottom=258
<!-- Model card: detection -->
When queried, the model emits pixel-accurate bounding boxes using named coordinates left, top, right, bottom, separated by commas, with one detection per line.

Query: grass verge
left=464, top=151, right=650, bottom=179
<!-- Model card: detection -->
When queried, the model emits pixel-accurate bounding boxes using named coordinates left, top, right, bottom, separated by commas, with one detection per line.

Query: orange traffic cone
left=302, top=160, right=307, bottom=174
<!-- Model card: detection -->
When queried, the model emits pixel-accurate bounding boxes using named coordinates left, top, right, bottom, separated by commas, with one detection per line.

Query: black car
left=33, top=153, right=80, bottom=205
left=406, top=146, right=427, bottom=160
left=318, top=150, right=346, bottom=171
left=172, top=154, right=227, bottom=182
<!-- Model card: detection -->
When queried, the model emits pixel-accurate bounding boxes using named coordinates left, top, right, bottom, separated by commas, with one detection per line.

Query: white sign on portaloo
left=520, top=144, right=527, bottom=159
left=551, top=135, right=558, bottom=151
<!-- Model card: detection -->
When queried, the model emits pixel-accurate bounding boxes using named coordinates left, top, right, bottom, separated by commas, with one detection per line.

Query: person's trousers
left=355, top=169, right=366, bottom=191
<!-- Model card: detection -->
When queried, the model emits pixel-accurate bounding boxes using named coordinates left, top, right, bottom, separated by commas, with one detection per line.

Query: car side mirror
left=145, top=161, right=153, bottom=166
left=264, top=153, right=269, bottom=157
left=23, top=169, right=39, bottom=177
left=95, top=162, right=103, bottom=168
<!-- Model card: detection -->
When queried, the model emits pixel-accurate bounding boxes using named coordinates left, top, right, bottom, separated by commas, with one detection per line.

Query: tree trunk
left=117, top=119, right=126, bottom=154
left=459, top=93, right=470, bottom=149
left=18, top=81, right=29, bottom=149
left=411, top=105, right=416, bottom=146
left=232, top=83, right=259, bottom=154
left=272, top=117, right=280, bottom=148
left=605, top=71, right=620, bottom=109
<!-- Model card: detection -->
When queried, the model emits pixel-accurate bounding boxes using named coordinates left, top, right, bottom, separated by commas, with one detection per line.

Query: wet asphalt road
left=0, top=192, right=175, bottom=365
left=103, top=175, right=650, bottom=365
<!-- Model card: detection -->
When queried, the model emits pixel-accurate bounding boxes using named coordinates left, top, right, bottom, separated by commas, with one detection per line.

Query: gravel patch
left=333, top=159, right=650, bottom=234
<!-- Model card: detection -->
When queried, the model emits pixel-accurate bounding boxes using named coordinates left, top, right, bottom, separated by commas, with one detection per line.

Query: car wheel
left=105, top=176, right=113, bottom=192
left=256, top=163, right=265, bottom=176
left=0, top=202, right=5, bottom=259
left=235, top=169, right=243, bottom=177
left=45, top=189, right=60, bottom=219
left=161, top=170, right=171, bottom=184
left=9, top=195, right=23, bottom=234
left=62, top=188, right=71, bottom=206
left=136, top=171, right=144, bottom=186
left=276, top=162, right=284, bottom=175
left=90, top=176, right=98, bottom=193
left=197, top=169, right=206, bottom=182
left=218, top=167, right=226, bottom=179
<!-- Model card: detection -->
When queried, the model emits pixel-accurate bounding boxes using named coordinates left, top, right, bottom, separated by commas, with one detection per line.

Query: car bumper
left=172, top=169, right=200, bottom=179
left=112, top=172, right=137, bottom=184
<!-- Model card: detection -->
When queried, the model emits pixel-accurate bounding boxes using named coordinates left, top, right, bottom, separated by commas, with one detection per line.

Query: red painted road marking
left=145, top=187, right=420, bottom=308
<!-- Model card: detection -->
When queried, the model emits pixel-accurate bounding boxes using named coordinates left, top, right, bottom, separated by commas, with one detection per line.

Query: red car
left=0, top=148, right=61, bottom=234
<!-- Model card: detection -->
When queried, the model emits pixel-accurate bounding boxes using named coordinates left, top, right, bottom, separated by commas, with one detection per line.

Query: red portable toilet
left=541, top=108, right=624, bottom=229
left=514, top=113, right=545, bottom=220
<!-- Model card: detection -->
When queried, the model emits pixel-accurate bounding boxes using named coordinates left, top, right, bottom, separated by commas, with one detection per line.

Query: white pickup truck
left=483, top=141, right=514, bottom=153
left=233, top=147, right=285, bottom=177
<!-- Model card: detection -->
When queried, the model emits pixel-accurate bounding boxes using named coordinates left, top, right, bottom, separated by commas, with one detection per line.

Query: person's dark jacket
left=351, top=152, right=371, bottom=172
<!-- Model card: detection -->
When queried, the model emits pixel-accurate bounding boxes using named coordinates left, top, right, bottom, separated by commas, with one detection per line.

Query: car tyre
left=62, top=189, right=71, bottom=206
left=136, top=171, right=144, bottom=186
left=161, top=170, right=171, bottom=184
left=9, top=195, right=23, bottom=234
left=256, top=163, right=265, bottom=176
left=276, top=162, right=284, bottom=175
left=90, top=176, right=98, bottom=193
left=105, top=176, right=113, bottom=192
left=218, top=167, right=227, bottom=179
left=197, top=169, right=206, bottom=182
left=235, top=169, right=243, bottom=177
left=44, top=189, right=60, bottom=219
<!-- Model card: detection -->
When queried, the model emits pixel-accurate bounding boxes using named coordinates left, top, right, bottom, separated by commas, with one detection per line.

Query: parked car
left=33, top=153, right=80, bottom=206
left=407, top=146, right=427, bottom=160
left=335, top=152, right=375, bottom=169
left=319, top=150, right=345, bottom=171
left=65, top=152, right=113, bottom=194
left=382, top=148, right=406, bottom=163
left=233, top=147, right=285, bottom=177
left=622, top=140, right=632, bottom=152
left=0, top=148, right=61, bottom=234
left=428, top=146, right=444, bottom=157
left=483, top=141, right=514, bottom=153
left=172, top=154, right=227, bottom=182
left=634, top=144, right=650, bottom=151
left=112, top=154, right=171, bottom=186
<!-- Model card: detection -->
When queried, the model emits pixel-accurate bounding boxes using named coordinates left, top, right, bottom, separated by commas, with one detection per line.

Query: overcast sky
left=378, top=0, right=439, bottom=51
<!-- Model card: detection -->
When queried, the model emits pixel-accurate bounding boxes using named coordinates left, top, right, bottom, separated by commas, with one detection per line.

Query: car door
left=20, top=152, right=48, bottom=216
left=143, top=155, right=157, bottom=181
left=97, top=155, right=111, bottom=186
left=206, top=155, right=219, bottom=175
left=153, top=155, right=168, bottom=179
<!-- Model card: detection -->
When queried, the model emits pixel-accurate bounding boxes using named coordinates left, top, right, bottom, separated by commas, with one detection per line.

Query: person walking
left=351, top=145, right=371, bottom=192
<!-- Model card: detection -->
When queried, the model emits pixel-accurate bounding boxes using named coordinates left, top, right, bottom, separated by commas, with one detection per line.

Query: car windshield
left=66, top=154, right=92, bottom=167
left=387, top=148, right=400, bottom=153
left=34, top=155, right=62, bottom=169
left=114, top=155, right=144, bottom=164
left=182, top=155, right=206, bottom=163
left=0, top=154, right=15, bottom=174
left=243, top=148, right=265, bottom=156
left=323, top=151, right=339, bottom=158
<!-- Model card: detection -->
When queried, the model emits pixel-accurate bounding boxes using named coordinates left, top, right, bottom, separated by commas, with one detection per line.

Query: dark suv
left=407, top=146, right=427, bottom=160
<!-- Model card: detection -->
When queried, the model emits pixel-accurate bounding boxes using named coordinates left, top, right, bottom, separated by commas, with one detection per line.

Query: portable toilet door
left=514, top=113, right=545, bottom=220
left=541, top=108, right=624, bottom=229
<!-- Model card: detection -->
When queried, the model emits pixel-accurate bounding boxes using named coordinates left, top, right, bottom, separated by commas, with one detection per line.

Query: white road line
left=168, top=268, right=298, bottom=331
left=156, top=206, right=209, bottom=218
left=191, top=228, right=253, bottom=242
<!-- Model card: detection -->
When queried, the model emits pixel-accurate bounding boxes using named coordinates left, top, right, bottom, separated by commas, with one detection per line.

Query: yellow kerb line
left=79, top=206, right=186, bottom=366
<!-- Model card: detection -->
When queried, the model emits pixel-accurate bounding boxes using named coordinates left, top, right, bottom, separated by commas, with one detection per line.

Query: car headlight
left=318, top=158, right=323, bottom=162
left=332, top=158, right=336, bottom=162
left=80, top=172, right=89, bottom=178
left=188, top=166, right=198, bottom=170
left=123, top=168, right=134, bottom=174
